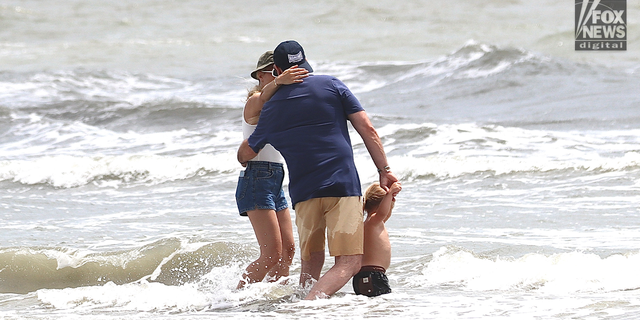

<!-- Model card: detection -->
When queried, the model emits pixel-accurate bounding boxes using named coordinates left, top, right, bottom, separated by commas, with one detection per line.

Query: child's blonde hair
left=364, top=182, right=394, bottom=214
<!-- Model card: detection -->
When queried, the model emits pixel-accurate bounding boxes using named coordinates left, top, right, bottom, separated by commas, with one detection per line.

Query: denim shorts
left=235, top=161, right=288, bottom=216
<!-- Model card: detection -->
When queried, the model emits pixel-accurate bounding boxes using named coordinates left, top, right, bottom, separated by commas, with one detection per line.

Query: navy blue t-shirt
left=248, top=75, right=364, bottom=207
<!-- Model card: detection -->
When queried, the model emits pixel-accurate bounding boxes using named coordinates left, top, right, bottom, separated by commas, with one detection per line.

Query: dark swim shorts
left=352, top=265, right=391, bottom=297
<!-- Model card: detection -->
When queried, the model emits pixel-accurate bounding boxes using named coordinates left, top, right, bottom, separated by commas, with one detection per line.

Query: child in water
left=353, top=181, right=402, bottom=297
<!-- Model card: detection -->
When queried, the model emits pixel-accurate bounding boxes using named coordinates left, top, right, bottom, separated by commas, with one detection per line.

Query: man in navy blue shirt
left=238, top=40, right=397, bottom=300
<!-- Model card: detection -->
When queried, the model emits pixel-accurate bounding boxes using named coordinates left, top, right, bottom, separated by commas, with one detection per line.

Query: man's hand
left=379, top=170, right=398, bottom=192
left=237, top=139, right=258, bottom=165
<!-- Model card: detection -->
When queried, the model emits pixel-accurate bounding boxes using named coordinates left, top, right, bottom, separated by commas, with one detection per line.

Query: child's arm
left=258, top=66, right=309, bottom=104
left=370, top=182, right=402, bottom=224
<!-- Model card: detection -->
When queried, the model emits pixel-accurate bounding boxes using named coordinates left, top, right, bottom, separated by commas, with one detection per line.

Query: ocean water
left=2, top=0, right=640, bottom=319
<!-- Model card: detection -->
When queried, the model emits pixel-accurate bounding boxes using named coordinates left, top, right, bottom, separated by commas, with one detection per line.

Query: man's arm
left=237, top=139, right=258, bottom=167
left=348, top=111, right=398, bottom=189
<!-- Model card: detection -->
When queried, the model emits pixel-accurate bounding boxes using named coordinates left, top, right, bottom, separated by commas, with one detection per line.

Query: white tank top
left=242, top=114, right=284, bottom=163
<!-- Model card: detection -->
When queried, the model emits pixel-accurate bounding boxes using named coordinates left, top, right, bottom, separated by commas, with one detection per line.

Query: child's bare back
left=362, top=211, right=392, bottom=270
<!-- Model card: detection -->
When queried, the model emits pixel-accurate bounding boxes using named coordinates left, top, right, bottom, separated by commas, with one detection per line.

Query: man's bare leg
left=304, top=254, right=362, bottom=300
left=299, top=251, right=324, bottom=288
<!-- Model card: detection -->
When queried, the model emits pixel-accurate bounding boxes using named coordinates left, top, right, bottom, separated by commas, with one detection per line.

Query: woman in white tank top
left=235, top=51, right=308, bottom=289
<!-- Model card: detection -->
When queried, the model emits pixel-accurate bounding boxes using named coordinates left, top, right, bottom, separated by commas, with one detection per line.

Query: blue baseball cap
left=273, top=40, right=313, bottom=73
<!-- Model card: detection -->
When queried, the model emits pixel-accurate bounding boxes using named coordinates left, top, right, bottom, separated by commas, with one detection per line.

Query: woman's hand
left=275, top=65, right=309, bottom=85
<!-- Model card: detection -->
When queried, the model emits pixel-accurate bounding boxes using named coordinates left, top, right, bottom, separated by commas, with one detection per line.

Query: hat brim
left=250, top=62, right=274, bottom=80
left=296, top=60, right=313, bottom=74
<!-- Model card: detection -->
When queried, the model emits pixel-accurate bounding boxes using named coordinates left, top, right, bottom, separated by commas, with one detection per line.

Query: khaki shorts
left=295, top=196, right=364, bottom=261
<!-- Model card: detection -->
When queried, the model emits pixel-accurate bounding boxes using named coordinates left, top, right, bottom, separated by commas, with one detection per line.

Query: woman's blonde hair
left=364, top=182, right=393, bottom=214
left=246, top=85, right=260, bottom=100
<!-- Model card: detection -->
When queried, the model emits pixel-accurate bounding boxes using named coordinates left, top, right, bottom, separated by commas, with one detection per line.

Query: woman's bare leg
left=237, top=209, right=283, bottom=289
left=266, top=208, right=295, bottom=281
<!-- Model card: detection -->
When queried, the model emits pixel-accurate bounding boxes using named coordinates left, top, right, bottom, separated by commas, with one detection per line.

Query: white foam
left=34, top=260, right=301, bottom=313
left=0, top=152, right=239, bottom=188
left=416, top=247, right=640, bottom=294
left=352, top=123, right=640, bottom=181
left=37, top=281, right=211, bottom=312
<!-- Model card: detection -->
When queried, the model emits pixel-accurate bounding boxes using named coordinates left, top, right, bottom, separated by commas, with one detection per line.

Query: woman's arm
left=259, top=66, right=309, bottom=104
left=244, top=66, right=309, bottom=125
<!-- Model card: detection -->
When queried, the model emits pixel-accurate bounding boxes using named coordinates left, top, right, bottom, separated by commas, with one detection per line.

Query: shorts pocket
left=235, top=170, right=248, bottom=201
left=255, top=168, right=274, bottom=179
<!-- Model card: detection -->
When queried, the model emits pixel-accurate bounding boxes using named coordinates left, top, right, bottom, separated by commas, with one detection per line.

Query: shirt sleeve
left=331, top=78, right=364, bottom=115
